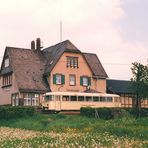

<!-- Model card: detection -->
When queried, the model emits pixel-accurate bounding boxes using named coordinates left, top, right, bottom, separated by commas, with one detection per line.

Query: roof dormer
left=4, top=57, right=9, bottom=68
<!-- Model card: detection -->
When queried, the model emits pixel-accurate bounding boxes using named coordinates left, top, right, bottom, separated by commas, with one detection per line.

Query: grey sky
left=0, top=0, right=147, bottom=80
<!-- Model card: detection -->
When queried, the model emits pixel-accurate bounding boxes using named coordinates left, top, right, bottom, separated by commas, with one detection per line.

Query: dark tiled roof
left=107, top=79, right=133, bottom=94
left=0, top=67, right=12, bottom=75
left=43, top=40, right=81, bottom=74
left=6, top=47, right=48, bottom=93
left=0, top=40, right=108, bottom=93
left=83, top=53, right=108, bottom=78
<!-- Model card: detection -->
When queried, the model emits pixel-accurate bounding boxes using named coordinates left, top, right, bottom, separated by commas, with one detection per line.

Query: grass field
left=0, top=113, right=147, bottom=147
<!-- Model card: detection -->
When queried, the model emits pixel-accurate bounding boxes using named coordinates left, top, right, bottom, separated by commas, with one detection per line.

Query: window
left=2, top=74, right=12, bottom=87
left=69, top=75, right=76, bottom=86
left=4, top=58, right=9, bottom=67
left=23, top=93, right=39, bottom=106
left=11, top=93, right=19, bottom=106
left=24, top=98, right=31, bottom=106
left=106, top=97, right=113, bottom=102
left=32, top=98, right=38, bottom=106
left=83, top=77, right=88, bottom=86
left=80, top=76, right=91, bottom=86
left=56, top=74, right=62, bottom=84
left=53, top=74, right=65, bottom=85
left=78, top=96, right=84, bottom=101
left=86, top=96, right=92, bottom=101
left=70, top=96, right=77, bottom=101
left=62, top=96, right=69, bottom=101
left=45, top=95, right=53, bottom=101
left=67, top=57, right=78, bottom=68
left=100, top=97, right=106, bottom=102
left=93, top=97, right=100, bottom=102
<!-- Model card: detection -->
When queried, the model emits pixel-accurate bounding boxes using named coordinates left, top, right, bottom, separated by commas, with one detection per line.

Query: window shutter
left=62, top=75, right=65, bottom=85
left=80, top=76, right=83, bottom=86
left=88, top=77, right=91, bottom=86
left=53, top=74, right=56, bottom=84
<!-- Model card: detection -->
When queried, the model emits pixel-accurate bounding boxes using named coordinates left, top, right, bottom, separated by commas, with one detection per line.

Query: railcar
left=41, top=92, right=121, bottom=111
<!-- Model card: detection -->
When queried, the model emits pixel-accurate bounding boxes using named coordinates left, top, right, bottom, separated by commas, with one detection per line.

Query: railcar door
left=55, top=95, right=61, bottom=111
left=114, top=97, right=121, bottom=107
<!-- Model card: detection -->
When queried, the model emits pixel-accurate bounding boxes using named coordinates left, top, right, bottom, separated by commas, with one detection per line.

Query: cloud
left=0, top=0, right=147, bottom=80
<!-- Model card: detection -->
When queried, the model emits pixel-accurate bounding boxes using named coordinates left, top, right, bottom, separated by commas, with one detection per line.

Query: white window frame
left=83, top=77, right=88, bottom=86
left=69, top=75, right=76, bottom=86
left=67, top=57, right=78, bottom=68
left=32, top=98, right=38, bottom=106
left=56, top=74, right=62, bottom=84
left=4, top=58, right=9, bottom=67
left=24, top=98, right=31, bottom=106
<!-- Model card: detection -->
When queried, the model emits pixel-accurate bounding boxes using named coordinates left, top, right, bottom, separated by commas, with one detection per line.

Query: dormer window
left=67, top=56, right=78, bottom=68
left=2, top=73, right=12, bottom=87
left=4, top=58, right=9, bottom=67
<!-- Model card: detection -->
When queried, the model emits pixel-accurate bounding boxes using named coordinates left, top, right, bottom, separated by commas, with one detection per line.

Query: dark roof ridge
left=42, top=40, right=70, bottom=51
left=107, top=79, right=131, bottom=82
left=6, top=46, right=31, bottom=51
left=83, top=52, right=97, bottom=55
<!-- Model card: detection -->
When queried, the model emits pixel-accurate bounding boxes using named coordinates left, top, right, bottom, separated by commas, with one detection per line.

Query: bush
left=80, top=107, right=148, bottom=119
left=0, top=106, right=35, bottom=120
left=124, top=108, right=148, bottom=117
left=80, top=107, right=115, bottom=119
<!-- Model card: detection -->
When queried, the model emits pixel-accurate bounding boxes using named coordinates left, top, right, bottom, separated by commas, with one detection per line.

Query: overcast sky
left=0, top=0, right=148, bottom=80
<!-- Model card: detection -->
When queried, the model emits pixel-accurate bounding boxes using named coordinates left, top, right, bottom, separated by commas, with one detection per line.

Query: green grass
left=0, top=113, right=148, bottom=140
left=0, top=113, right=148, bottom=147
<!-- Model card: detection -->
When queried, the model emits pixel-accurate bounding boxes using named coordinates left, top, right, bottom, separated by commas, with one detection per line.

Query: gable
left=0, top=47, right=13, bottom=75
left=43, top=40, right=81, bottom=75
left=51, top=52, right=92, bottom=75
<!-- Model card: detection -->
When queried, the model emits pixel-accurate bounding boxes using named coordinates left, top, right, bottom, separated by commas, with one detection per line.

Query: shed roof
left=107, top=79, right=133, bottom=94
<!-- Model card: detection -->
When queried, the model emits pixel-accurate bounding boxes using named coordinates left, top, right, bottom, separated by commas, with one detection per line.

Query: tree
left=131, top=62, right=148, bottom=114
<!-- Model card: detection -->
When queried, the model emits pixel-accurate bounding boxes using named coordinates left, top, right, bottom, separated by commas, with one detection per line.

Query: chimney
left=31, top=40, right=35, bottom=50
left=36, top=38, right=41, bottom=50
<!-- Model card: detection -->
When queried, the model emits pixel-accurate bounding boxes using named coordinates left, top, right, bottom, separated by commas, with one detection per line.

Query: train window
left=62, top=96, right=69, bottom=101
left=86, top=96, right=92, bottom=101
left=78, top=96, right=84, bottom=101
left=55, top=95, right=60, bottom=101
left=100, top=97, right=105, bottom=102
left=70, top=96, right=77, bottom=101
left=93, top=97, right=100, bottom=102
left=106, top=97, right=113, bottom=102
left=45, top=95, right=53, bottom=101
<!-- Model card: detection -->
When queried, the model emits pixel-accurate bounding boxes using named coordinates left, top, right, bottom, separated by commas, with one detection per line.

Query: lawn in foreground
left=0, top=113, right=147, bottom=147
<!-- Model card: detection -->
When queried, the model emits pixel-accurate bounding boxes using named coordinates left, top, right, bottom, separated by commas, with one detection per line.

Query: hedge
left=80, top=107, right=148, bottom=119
left=0, top=106, right=35, bottom=120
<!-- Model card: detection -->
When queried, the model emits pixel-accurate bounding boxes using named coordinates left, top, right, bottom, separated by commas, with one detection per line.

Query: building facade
left=107, top=79, right=148, bottom=108
left=0, top=39, right=108, bottom=106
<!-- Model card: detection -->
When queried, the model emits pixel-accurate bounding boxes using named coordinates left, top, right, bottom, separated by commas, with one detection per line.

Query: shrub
left=124, top=108, right=148, bottom=117
left=0, top=106, right=35, bottom=120
left=80, top=107, right=114, bottom=119
left=80, top=107, right=148, bottom=119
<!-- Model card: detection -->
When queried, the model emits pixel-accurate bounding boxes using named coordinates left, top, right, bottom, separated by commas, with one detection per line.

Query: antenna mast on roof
left=60, top=0, right=63, bottom=43
left=60, top=20, right=62, bottom=43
